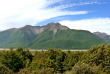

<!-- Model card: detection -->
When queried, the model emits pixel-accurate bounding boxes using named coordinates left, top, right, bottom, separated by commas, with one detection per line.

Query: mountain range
left=0, top=23, right=109, bottom=49
left=94, top=32, right=110, bottom=43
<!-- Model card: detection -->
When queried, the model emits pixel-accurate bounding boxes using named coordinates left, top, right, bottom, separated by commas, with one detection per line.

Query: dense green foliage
left=67, top=44, right=110, bottom=74
left=1, top=44, right=110, bottom=74
left=0, top=47, right=33, bottom=72
left=0, top=29, right=104, bottom=49
left=29, top=47, right=84, bottom=73
left=1, top=50, right=24, bottom=72
left=0, top=64, right=12, bottom=74
left=0, top=47, right=84, bottom=74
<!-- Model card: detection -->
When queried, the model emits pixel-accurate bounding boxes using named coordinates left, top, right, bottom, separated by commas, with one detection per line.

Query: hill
left=94, top=32, right=110, bottom=43
left=0, top=23, right=105, bottom=49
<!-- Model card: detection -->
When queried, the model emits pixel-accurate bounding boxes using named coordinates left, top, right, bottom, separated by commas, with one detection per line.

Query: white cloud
left=54, top=1, right=99, bottom=10
left=0, top=0, right=88, bottom=30
left=60, top=18, right=110, bottom=34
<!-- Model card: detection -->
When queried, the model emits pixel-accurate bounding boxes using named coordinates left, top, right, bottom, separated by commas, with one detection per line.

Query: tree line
left=0, top=46, right=84, bottom=74
left=0, top=44, right=110, bottom=74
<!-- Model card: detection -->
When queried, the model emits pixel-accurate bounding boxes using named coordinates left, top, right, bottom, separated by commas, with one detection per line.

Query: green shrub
left=0, top=64, right=13, bottom=74
left=1, top=50, right=24, bottom=72
left=17, top=68, right=31, bottom=74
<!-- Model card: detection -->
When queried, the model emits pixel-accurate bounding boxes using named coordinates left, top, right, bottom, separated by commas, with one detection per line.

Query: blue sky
left=0, top=0, right=110, bottom=34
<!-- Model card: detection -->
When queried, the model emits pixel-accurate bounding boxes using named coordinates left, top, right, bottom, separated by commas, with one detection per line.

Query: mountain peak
left=94, top=31, right=110, bottom=39
left=47, top=22, right=61, bottom=26
left=44, top=22, right=69, bottom=34
left=45, top=22, right=69, bottom=30
left=22, top=23, right=69, bottom=34
left=23, top=25, right=33, bottom=28
left=1, top=23, right=69, bottom=35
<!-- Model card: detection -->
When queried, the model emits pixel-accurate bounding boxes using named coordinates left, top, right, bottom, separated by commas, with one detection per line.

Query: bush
left=17, top=68, right=31, bottom=74
left=71, top=62, right=105, bottom=74
left=0, top=64, right=13, bottom=74
left=33, top=68, right=53, bottom=74
left=67, top=44, right=110, bottom=74
left=1, top=50, right=24, bottom=72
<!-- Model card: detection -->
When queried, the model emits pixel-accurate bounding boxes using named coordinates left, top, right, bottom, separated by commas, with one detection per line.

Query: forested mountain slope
left=0, top=23, right=105, bottom=49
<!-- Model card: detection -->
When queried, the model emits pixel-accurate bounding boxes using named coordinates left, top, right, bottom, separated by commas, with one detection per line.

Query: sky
left=0, top=0, right=110, bottom=34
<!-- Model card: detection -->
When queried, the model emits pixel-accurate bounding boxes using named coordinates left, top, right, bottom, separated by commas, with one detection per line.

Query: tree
left=30, top=51, right=47, bottom=70
left=63, top=51, right=84, bottom=71
left=15, top=47, right=33, bottom=68
left=1, top=50, right=24, bottom=72
left=55, top=49, right=66, bottom=73
left=68, top=44, right=110, bottom=74
left=0, top=64, right=13, bottom=74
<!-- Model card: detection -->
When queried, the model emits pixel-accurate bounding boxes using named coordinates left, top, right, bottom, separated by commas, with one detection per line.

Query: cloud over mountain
left=60, top=18, right=110, bottom=34
left=0, top=0, right=110, bottom=34
left=0, top=0, right=89, bottom=30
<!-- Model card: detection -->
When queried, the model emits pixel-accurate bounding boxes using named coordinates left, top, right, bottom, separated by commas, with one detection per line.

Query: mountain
left=0, top=23, right=104, bottom=49
left=94, top=31, right=110, bottom=43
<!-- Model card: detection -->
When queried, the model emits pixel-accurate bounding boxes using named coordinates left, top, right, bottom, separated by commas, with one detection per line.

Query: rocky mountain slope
left=0, top=23, right=105, bottom=49
left=94, top=31, right=110, bottom=43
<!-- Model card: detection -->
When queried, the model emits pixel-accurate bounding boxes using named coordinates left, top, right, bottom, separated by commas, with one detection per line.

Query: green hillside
left=28, top=29, right=104, bottom=49
left=0, top=23, right=105, bottom=49
left=0, top=28, right=37, bottom=48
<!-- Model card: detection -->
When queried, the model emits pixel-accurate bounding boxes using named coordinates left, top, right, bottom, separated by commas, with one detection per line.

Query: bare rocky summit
left=94, top=31, right=110, bottom=39
left=1, top=23, right=69, bottom=35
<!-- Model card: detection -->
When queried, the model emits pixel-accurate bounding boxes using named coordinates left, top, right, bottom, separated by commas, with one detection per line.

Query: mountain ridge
left=94, top=31, right=110, bottom=39
left=1, top=23, right=69, bottom=35
left=94, top=31, right=110, bottom=43
left=0, top=22, right=106, bottom=49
